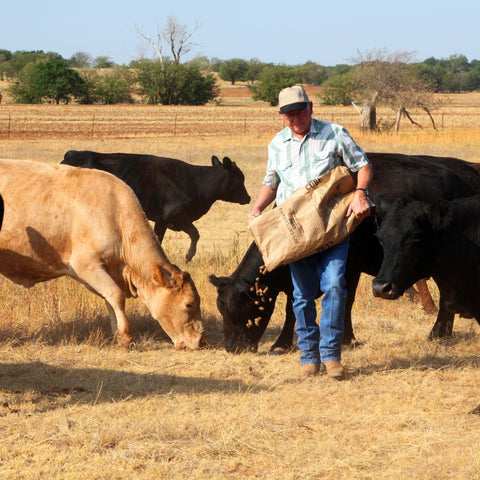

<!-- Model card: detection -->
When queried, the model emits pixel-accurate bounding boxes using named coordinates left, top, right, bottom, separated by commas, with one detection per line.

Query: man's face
left=280, top=103, right=312, bottom=138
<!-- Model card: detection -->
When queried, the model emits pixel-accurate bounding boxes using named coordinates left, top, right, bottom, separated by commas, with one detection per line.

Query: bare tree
left=350, top=48, right=438, bottom=132
left=136, top=16, right=201, bottom=64
left=137, top=22, right=165, bottom=62
left=392, top=79, right=441, bottom=133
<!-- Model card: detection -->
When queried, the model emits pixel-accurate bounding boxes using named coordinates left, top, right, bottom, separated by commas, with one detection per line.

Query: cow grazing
left=61, top=150, right=251, bottom=262
left=210, top=239, right=431, bottom=354
left=210, top=153, right=480, bottom=353
left=0, top=159, right=204, bottom=350
left=209, top=242, right=297, bottom=354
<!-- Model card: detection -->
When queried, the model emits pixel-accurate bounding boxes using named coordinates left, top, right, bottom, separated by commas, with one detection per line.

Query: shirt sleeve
left=336, top=126, right=370, bottom=172
left=262, top=142, right=280, bottom=189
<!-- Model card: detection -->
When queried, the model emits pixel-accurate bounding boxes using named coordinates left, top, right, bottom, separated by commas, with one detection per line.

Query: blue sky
left=2, top=0, right=479, bottom=66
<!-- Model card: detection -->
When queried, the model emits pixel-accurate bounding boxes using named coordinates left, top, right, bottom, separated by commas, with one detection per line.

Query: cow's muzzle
left=174, top=333, right=207, bottom=350
left=372, top=279, right=402, bottom=299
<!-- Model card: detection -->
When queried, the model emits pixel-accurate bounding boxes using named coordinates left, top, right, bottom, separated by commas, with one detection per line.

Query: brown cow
left=0, top=159, right=204, bottom=350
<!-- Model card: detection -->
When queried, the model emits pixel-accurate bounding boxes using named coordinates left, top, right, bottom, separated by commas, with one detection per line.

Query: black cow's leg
left=183, top=224, right=200, bottom=262
left=269, top=293, right=296, bottom=354
left=429, top=291, right=455, bottom=339
left=343, top=268, right=361, bottom=344
left=153, top=221, right=167, bottom=244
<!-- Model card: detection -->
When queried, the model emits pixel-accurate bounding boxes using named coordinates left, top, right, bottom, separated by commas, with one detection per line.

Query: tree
left=136, top=60, right=218, bottom=105
left=415, top=54, right=478, bottom=92
left=69, top=51, right=92, bottom=68
left=209, top=57, right=223, bottom=72
left=245, top=58, right=265, bottom=84
left=218, top=58, right=248, bottom=84
left=350, top=49, right=437, bottom=132
left=0, top=49, right=12, bottom=62
left=0, top=49, right=13, bottom=79
left=187, top=55, right=213, bottom=73
left=298, top=61, right=328, bottom=85
left=136, top=15, right=201, bottom=64
left=251, top=65, right=300, bottom=105
left=3, top=50, right=59, bottom=79
left=322, top=71, right=356, bottom=106
left=93, top=56, right=115, bottom=68
left=10, top=57, right=85, bottom=104
left=79, top=67, right=135, bottom=104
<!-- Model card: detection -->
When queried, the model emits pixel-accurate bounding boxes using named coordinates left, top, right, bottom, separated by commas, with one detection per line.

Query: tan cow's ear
left=124, top=266, right=138, bottom=297
left=152, top=262, right=169, bottom=287
left=153, top=263, right=190, bottom=291
left=172, top=270, right=190, bottom=289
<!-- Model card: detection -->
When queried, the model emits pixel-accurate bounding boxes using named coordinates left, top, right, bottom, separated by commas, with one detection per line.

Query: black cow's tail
left=0, top=194, right=4, bottom=231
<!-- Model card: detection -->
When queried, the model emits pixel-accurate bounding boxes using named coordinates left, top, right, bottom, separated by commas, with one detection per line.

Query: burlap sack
left=248, top=165, right=362, bottom=271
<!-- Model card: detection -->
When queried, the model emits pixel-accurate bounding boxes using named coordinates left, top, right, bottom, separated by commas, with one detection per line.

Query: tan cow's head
left=136, top=262, right=205, bottom=350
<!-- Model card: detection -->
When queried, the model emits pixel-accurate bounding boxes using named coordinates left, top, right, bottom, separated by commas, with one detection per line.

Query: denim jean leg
left=289, top=257, right=321, bottom=367
left=317, top=238, right=349, bottom=363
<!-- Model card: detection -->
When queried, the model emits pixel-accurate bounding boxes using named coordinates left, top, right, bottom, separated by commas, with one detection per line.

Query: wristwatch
left=355, top=187, right=369, bottom=196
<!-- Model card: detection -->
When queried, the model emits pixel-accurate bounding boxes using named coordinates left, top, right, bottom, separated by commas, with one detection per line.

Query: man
left=247, top=85, right=372, bottom=380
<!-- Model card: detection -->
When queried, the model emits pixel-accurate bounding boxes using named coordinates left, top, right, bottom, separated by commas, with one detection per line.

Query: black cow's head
left=211, top=156, right=250, bottom=205
left=209, top=274, right=277, bottom=353
left=372, top=196, right=436, bottom=300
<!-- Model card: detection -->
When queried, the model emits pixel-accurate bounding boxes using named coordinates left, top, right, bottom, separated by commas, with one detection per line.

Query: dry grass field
left=0, top=88, right=479, bottom=479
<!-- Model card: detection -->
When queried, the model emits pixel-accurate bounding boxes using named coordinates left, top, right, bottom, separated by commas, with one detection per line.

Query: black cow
left=61, top=150, right=251, bottom=262
left=0, top=194, right=3, bottom=231
left=210, top=153, right=480, bottom=353
left=372, top=194, right=480, bottom=416
left=372, top=194, right=480, bottom=327
left=210, top=242, right=297, bottom=353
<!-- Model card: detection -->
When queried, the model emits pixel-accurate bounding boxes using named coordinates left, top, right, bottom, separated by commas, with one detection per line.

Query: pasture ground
left=0, top=90, right=479, bottom=479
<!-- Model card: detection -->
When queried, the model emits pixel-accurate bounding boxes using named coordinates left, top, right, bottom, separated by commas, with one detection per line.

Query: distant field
left=1, top=81, right=480, bottom=139
left=0, top=89, right=479, bottom=479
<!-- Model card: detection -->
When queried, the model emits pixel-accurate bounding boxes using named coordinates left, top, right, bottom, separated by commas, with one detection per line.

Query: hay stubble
left=0, top=91, right=479, bottom=479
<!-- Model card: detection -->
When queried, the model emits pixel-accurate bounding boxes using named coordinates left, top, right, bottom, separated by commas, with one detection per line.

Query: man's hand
left=246, top=210, right=261, bottom=222
left=346, top=190, right=373, bottom=220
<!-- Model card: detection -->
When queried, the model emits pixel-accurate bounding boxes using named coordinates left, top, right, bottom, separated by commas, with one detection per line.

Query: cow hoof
left=423, top=306, right=438, bottom=315
left=268, top=346, right=291, bottom=355
left=116, top=333, right=134, bottom=351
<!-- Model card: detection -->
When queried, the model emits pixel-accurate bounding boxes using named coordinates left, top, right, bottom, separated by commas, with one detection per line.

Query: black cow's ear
left=222, top=157, right=233, bottom=169
left=371, top=194, right=392, bottom=219
left=211, top=156, right=222, bottom=167
left=431, top=200, right=453, bottom=231
left=209, top=274, right=229, bottom=288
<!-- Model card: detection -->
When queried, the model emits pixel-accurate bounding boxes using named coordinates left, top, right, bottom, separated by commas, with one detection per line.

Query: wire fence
left=0, top=102, right=479, bottom=139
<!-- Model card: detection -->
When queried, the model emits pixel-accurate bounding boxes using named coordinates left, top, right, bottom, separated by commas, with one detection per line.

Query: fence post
left=174, top=114, right=177, bottom=136
left=91, top=113, right=95, bottom=138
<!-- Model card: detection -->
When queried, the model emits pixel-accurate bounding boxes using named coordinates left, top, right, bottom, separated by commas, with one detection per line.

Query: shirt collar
left=281, top=120, right=315, bottom=143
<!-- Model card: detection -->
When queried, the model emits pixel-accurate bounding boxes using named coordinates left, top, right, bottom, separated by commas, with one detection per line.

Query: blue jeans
left=289, top=238, right=349, bottom=366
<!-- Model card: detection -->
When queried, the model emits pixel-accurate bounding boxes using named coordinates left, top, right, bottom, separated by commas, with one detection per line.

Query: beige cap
left=278, top=85, right=310, bottom=114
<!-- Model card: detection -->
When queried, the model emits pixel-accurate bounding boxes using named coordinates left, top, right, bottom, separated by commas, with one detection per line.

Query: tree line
left=1, top=46, right=479, bottom=132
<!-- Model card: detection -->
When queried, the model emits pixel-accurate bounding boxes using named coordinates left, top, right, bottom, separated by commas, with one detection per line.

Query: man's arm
left=346, top=163, right=373, bottom=219
left=246, top=184, right=277, bottom=221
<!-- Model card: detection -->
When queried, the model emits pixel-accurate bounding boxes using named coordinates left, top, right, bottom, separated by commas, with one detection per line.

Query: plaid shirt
left=263, top=119, right=370, bottom=205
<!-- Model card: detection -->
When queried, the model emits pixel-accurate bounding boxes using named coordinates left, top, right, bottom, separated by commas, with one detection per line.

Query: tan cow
left=0, top=159, right=205, bottom=350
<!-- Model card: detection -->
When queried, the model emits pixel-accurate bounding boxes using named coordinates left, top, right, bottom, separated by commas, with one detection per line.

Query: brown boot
left=301, top=364, right=320, bottom=377
left=323, top=361, right=345, bottom=380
